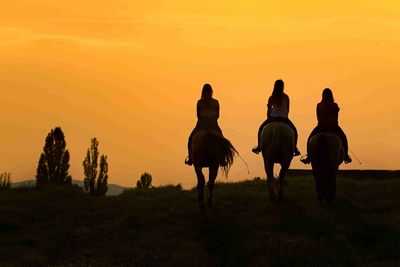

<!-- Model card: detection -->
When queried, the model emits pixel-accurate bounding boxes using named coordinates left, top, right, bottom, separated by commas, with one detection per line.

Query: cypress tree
left=83, top=138, right=108, bottom=195
left=36, top=127, right=71, bottom=186
left=97, top=155, right=109, bottom=195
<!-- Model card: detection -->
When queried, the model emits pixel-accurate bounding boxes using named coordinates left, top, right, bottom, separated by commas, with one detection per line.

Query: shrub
left=136, top=172, right=152, bottom=189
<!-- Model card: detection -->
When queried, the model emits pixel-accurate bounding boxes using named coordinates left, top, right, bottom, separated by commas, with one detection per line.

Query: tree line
left=35, top=127, right=109, bottom=195
left=33, top=127, right=151, bottom=195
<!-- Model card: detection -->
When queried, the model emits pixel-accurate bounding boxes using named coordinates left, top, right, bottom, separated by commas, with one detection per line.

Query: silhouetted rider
left=185, top=83, right=223, bottom=165
left=301, top=88, right=352, bottom=164
left=252, top=79, right=301, bottom=156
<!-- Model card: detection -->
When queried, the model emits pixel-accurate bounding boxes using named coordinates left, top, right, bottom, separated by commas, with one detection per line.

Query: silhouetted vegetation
left=35, top=127, right=71, bottom=186
left=0, top=172, right=11, bottom=191
left=136, top=172, right=152, bottom=189
left=83, top=138, right=108, bottom=196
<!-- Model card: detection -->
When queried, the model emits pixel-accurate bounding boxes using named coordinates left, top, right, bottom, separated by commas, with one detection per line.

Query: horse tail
left=220, top=136, right=237, bottom=176
left=314, top=134, right=329, bottom=170
left=208, top=133, right=237, bottom=176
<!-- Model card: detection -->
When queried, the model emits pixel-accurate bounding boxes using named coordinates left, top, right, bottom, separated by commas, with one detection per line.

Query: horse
left=261, top=122, right=295, bottom=201
left=308, top=132, right=344, bottom=202
left=190, top=130, right=236, bottom=206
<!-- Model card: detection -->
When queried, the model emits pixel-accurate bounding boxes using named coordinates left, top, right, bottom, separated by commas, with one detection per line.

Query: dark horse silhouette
left=261, top=122, right=294, bottom=201
left=308, top=132, right=344, bottom=202
left=190, top=130, right=236, bottom=206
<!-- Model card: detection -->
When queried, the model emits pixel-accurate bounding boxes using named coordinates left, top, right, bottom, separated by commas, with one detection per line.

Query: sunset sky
left=1, top=1, right=399, bottom=188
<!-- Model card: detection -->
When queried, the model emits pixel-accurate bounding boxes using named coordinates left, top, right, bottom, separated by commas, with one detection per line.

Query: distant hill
left=12, top=179, right=127, bottom=196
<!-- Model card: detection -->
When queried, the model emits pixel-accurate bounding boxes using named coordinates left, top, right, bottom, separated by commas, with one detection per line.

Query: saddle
left=312, top=125, right=340, bottom=139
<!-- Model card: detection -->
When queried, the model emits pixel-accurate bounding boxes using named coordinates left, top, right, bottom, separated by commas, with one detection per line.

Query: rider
left=252, top=79, right=301, bottom=156
left=301, top=88, right=352, bottom=164
left=185, top=83, right=223, bottom=165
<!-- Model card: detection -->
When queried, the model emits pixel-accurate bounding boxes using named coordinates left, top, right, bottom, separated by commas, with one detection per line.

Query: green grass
left=0, top=174, right=399, bottom=266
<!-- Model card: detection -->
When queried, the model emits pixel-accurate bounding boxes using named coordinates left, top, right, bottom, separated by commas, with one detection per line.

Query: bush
left=136, top=172, right=152, bottom=189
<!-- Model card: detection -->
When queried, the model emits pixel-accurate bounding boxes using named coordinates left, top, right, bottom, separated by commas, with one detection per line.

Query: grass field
left=0, top=172, right=399, bottom=266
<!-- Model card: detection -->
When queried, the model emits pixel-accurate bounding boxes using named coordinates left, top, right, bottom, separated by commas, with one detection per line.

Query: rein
left=349, top=148, right=362, bottom=165
left=233, top=148, right=250, bottom=174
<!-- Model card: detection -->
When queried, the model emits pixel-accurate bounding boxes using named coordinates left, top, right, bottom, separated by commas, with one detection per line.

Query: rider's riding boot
left=252, top=145, right=261, bottom=154
left=184, top=156, right=193, bottom=166
left=300, top=155, right=311, bottom=164
left=344, top=154, right=352, bottom=164
left=294, top=147, right=301, bottom=156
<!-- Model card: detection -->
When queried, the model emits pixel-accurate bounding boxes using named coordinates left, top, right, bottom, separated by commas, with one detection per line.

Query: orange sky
left=1, top=1, right=400, bottom=188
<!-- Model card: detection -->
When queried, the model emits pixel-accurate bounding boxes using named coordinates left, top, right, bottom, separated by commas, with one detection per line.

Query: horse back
left=261, top=122, right=294, bottom=164
left=309, top=132, right=344, bottom=169
left=190, top=131, right=235, bottom=170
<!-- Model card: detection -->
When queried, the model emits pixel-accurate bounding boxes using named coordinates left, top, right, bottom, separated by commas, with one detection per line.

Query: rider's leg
left=185, top=129, right=195, bottom=165
left=285, top=118, right=301, bottom=156
left=253, top=119, right=269, bottom=154
left=335, top=125, right=352, bottom=163
left=301, top=126, right=320, bottom=164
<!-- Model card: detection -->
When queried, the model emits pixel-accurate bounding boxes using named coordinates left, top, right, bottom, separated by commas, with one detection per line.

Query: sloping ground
left=0, top=173, right=399, bottom=266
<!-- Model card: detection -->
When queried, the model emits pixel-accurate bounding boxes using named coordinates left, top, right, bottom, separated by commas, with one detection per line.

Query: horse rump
left=192, top=131, right=237, bottom=176
left=311, top=133, right=341, bottom=201
left=313, top=134, right=328, bottom=167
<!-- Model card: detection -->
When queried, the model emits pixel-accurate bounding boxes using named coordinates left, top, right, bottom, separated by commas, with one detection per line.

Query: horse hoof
left=207, top=197, right=213, bottom=207
left=327, top=196, right=335, bottom=203
left=278, top=190, right=283, bottom=200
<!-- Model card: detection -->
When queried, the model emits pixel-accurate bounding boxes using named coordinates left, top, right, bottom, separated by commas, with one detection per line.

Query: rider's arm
left=267, top=97, right=272, bottom=118
left=196, top=100, right=201, bottom=119
left=335, top=103, right=340, bottom=121
left=286, top=94, right=290, bottom=114
left=216, top=100, right=220, bottom=119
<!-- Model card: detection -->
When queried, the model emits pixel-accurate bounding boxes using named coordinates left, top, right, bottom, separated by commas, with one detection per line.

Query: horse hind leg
left=326, top=176, right=333, bottom=202
left=327, top=169, right=338, bottom=202
left=207, top=165, right=218, bottom=207
left=317, top=180, right=324, bottom=201
left=278, top=165, right=288, bottom=201
left=265, top=161, right=276, bottom=201
left=313, top=169, right=324, bottom=201
left=194, top=166, right=205, bottom=206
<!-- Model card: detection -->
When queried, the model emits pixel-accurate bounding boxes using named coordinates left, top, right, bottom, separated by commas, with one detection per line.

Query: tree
left=83, top=138, right=109, bottom=195
left=96, top=155, right=109, bottom=196
left=136, top=172, right=152, bottom=189
left=36, top=127, right=72, bottom=185
left=83, top=138, right=98, bottom=193
left=0, top=172, right=12, bottom=191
